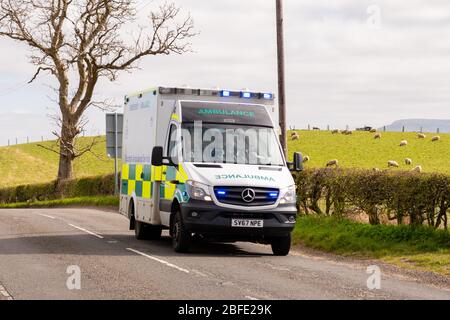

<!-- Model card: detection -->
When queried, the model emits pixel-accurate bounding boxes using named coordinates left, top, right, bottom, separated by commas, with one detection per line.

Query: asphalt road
left=0, top=208, right=449, bottom=300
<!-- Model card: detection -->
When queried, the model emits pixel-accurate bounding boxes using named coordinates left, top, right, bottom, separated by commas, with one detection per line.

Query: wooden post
left=276, top=0, right=287, bottom=157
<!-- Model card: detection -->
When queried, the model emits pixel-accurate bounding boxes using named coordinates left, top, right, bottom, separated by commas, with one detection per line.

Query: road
left=0, top=208, right=449, bottom=300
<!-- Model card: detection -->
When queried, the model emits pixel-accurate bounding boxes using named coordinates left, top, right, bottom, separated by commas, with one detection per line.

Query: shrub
left=295, top=169, right=450, bottom=229
left=0, top=174, right=116, bottom=204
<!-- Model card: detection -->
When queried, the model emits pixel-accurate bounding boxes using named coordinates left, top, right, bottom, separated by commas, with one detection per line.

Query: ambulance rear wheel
left=172, top=211, right=191, bottom=253
left=135, top=220, right=148, bottom=240
left=147, top=225, right=162, bottom=240
left=135, top=221, right=162, bottom=240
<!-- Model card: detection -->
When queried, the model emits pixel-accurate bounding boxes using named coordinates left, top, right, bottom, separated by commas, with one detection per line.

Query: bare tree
left=0, top=0, right=195, bottom=184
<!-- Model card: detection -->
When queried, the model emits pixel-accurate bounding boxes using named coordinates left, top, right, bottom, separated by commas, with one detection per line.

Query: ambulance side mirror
left=152, top=146, right=164, bottom=167
left=290, top=152, right=304, bottom=172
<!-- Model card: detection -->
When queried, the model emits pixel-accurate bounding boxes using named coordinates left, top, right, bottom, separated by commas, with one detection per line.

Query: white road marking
left=37, top=213, right=56, bottom=220
left=0, top=285, right=13, bottom=300
left=192, top=269, right=208, bottom=278
left=127, top=248, right=190, bottom=274
left=68, top=224, right=104, bottom=239
left=245, top=296, right=259, bottom=300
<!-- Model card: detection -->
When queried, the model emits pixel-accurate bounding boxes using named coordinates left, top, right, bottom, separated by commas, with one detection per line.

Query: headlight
left=186, top=180, right=212, bottom=202
left=280, top=185, right=297, bottom=204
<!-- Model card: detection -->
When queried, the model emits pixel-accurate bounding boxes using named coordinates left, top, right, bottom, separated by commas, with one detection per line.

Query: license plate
left=231, top=219, right=264, bottom=228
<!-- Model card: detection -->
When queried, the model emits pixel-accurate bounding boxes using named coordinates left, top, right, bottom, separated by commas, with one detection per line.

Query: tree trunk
left=56, top=119, right=77, bottom=186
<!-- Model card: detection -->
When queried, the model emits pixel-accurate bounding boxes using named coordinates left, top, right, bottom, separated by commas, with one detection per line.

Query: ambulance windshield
left=174, top=102, right=284, bottom=166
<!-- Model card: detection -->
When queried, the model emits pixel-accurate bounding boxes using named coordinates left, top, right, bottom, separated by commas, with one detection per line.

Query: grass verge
left=0, top=196, right=119, bottom=209
left=293, top=216, right=450, bottom=276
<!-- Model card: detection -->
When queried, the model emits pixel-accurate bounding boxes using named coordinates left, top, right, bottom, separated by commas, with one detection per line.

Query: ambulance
left=119, top=87, right=303, bottom=255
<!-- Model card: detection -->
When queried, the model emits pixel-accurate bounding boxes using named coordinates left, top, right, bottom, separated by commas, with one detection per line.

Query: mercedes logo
left=242, top=188, right=256, bottom=203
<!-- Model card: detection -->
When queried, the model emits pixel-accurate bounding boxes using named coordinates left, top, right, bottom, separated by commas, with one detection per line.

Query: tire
left=271, top=234, right=292, bottom=256
left=135, top=221, right=162, bottom=240
left=135, top=220, right=148, bottom=240
left=171, top=210, right=191, bottom=253
left=147, top=225, right=162, bottom=240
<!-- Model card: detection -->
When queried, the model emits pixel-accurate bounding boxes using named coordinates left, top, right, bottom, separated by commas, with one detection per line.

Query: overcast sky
left=1, top=0, right=450, bottom=146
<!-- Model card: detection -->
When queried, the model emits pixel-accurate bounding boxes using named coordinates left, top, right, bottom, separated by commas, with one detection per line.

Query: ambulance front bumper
left=180, top=200, right=297, bottom=241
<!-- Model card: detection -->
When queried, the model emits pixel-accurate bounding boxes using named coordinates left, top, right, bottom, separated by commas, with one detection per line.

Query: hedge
left=0, top=174, right=115, bottom=204
left=295, top=169, right=450, bottom=228
left=1, top=169, right=449, bottom=229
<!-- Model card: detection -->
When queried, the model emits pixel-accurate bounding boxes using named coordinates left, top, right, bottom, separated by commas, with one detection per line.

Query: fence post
left=437, top=128, right=440, bottom=134
left=383, top=126, right=386, bottom=132
left=402, top=126, right=405, bottom=133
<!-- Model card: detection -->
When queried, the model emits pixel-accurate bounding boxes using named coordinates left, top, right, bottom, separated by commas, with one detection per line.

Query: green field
left=289, top=130, right=450, bottom=174
left=0, top=137, right=116, bottom=188
left=0, top=130, right=449, bottom=188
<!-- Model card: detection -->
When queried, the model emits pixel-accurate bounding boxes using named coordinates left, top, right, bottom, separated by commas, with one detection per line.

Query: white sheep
left=418, top=133, right=426, bottom=139
left=326, top=159, right=339, bottom=167
left=404, top=158, right=413, bottom=165
left=388, top=160, right=399, bottom=168
left=303, top=156, right=310, bottom=163
left=412, top=165, right=423, bottom=173
left=432, top=136, right=441, bottom=142
left=374, top=133, right=382, bottom=140
left=370, top=129, right=377, bottom=133
left=399, top=140, right=408, bottom=147
left=291, top=133, right=300, bottom=141
left=373, top=168, right=381, bottom=173
left=331, top=129, right=340, bottom=134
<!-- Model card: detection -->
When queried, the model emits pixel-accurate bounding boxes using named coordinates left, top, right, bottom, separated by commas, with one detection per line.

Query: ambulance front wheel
left=172, top=210, right=191, bottom=253
left=271, top=234, right=292, bottom=256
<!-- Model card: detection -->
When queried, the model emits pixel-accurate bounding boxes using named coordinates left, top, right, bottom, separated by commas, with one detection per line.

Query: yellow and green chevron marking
left=121, top=163, right=189, bottom=201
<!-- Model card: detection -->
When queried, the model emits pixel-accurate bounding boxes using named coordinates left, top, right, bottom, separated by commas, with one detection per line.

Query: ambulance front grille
left=213, top=186, right=279, bottom=207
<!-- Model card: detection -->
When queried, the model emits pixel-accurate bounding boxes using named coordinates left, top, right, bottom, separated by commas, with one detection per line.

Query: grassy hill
left=0, top=130, right=449, bottom=188
left=289, top=130, right=450, bottom=174
left=0, top=137, right=116, bottom=188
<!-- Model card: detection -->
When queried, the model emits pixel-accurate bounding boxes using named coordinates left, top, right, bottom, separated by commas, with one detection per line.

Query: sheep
left=331, top=129, right=340, bottom=134
left=373, top=168, right=381, bottom=173
left=412, top=165, right=423, bottom=173
left=370, top=128, right=377, bottom=133
left=404, top=158, right=413, bottom=165
left=418, top=133, right=426, bottom=139
left=343, top=130, right=353, bottom=135
left=291, top=133, right=300, bottom=141
left=341, top=130, right=348, bottom=135
left=303, top=156, right=310, bottom=163
left=326, top=159, right=339, bottom=167
left=388, top=160, right=399, bottom=168
left=399, top=140, right=408, bottom=147
left=432, top=136, right=441, bottom=142
left=374, top=133, right=382, bottom=140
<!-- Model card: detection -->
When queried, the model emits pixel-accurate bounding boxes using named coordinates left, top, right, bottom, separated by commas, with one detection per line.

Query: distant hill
left=381, top=119, right=450, bottom=133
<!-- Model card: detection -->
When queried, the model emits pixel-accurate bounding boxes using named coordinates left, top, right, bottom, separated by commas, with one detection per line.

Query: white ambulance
left=119, top=87, right=303, bottom=255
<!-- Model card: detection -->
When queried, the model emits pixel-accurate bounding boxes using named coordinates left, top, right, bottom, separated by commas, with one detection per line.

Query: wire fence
left=289, top=125, right=445, bottom=133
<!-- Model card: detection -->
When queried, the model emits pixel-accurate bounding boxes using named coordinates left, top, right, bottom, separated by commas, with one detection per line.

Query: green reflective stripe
left=121, top=163, right=189, bottom=201
left=135, top=181, right=143, bottom=197
left=129, top=164, right=136, bottom=181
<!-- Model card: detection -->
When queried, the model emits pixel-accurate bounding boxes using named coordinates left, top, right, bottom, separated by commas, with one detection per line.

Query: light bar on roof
left=158, top=87, right=275, bottom=100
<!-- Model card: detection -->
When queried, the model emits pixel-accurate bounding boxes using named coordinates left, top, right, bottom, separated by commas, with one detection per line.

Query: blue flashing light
left=269, top=192, right=279, bottom=199
left=241, top=92, right=252, bottom=99
left=220, top=90, right=231, bottom=97
left=262, top=93, right=274, bottom=100
left=216, top=190, right=227, bottom=197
